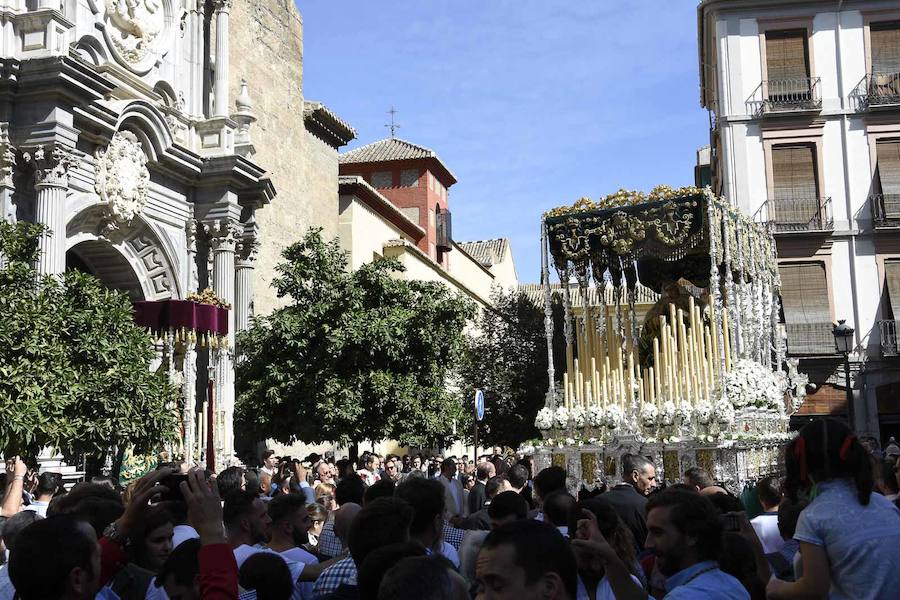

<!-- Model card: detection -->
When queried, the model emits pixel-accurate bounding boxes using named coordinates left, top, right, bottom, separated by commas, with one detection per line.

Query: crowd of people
left=0, top=417, right=899, bottom=599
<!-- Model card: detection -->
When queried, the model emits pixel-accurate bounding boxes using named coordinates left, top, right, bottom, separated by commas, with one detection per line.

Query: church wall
left=229, top=0, right=340, bottom=316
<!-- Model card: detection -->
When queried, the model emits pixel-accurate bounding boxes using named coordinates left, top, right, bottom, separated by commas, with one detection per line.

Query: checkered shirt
left=312, top=556, right=357, bottom=599
left=442, top=521, right=465, bottom=550
left=316, top=519, right=344, bottom=558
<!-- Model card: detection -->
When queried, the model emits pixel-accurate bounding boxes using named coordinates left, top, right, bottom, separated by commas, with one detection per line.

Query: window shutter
left=436, top=209, right=452, bottom=251
left=766, top=30, right=809, bottom=87
left=885, top=260, right=900, bottom=320
left=871, top=22, right=900, bottom=74
left=772, top=145, right=818, bottom=225
left=878, top=140, right=900, bottom=218
left=780, top=262, right=833, bottom=355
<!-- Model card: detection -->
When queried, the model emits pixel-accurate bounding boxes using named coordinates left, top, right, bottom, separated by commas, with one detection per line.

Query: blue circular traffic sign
left=475, top=389, right=485, bottom=421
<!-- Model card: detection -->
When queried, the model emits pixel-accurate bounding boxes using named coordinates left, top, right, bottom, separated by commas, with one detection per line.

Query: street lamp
left=833, top=320, right=855, bottom=432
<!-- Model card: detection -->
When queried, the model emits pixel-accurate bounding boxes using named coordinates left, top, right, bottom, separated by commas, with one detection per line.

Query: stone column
left=204, top=218, right=240, bottom=463
left=25, top=144, right=76, bottom=275
left=212, top=0, right=232, bottom=118
left=235, top=236, right=258, bottom=335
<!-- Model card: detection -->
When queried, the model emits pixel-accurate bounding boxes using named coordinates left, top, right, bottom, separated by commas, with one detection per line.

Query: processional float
left=527, top=186, right=808, bottom=495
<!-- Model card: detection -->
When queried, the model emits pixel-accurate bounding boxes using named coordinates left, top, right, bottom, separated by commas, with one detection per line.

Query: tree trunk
left=110, top=446, right=126, bottom=482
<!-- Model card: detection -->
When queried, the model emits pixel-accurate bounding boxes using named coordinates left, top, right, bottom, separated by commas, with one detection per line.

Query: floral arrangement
left=695, top=401, right=713, bottom=425
left=187, top=287, right=232, bottom=310
left=660, top=401, right=677, bottom=426
left=676, top=401, right=693, bottom=423
left=545, top=185, right=704, bottom=218
left=553, top=407, right=570, bottom=429
left=535, top=407, right=554, bottom=430
left=604, top=405, right=623, bottom=428
left=587, top=405, right=605, bottom=428
left=640, top=404, right=659, bottom=428
left=723, top=359, right=784, bottom=410
left=715, top=399, right=735, bottom=425
left=571, top=406, right=587, bottom=429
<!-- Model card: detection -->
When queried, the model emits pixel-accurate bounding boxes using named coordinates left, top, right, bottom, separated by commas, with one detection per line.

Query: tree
left=0, top=221, right=178, bottom=466
left=457, top=287, right=566, bottom=448
left=235, top=229, right=475, bottom=451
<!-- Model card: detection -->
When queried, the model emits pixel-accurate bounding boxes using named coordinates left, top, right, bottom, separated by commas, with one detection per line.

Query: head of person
left=484, top=476, right=503, bottom=502
left=395, top=477, right=445, bottom=545
left=411, top=455, right=422, bottom=470
left=476, top=519, right=577, bottom=600
left=35, top=471, right=64, bottom=499
left=335, top=474, right=366, bottom=507
left=363, top=479, right=396, bottom=506
left=357, top=542, right=427, bottom=600
left=777, top=498, right=808, bottom=541
left=541, top=491, right=576, bottom=529
left=377, top=554, right=468, bottom=600
left=262, top=449, right=277, bottom=470
left=155, top=538, right=201, bottom=600
left=317, top=461, right=334, bottom=483
left=568, top=498, right=637, bottom=576
left=347, top=497, right=414, bottom=567
left=335, top=458, right=352, bottom=479
left=384, top=458, right=400, bottom=480
left=129, top=505, right=175, bottom=573
left=533, top=466, right=567, bottom=505
left=719, top=533, right=764, bottom=597
left=705, top=491, right=745, bottom=515
left=268, top=493, right=312, bottom=547
left=46, top=483, right=124, bottom=538
left=682, top=467, right=714, bottom=492
left=307, top=502, right=329, bottom=538
left=9, top=515, right=101, bottom=600
left=333, top=503, right=362, bottom=546
left=223, top=489, right=271, bottom=546
left=487, top=491, right=529, bottom=529
left=441, top=457, right=457, bottom=479
left=238, top=552, right=293, bottom=600
left=476, top=461, right=496, bottom=482
left=645, top=488, right=723, bottom=577
left=500, top=464, right=528, bottom=493
left=756, top=476, right=783, bottom=512
left=217, top=466, right=246, bottom=497
left=365, top=454, right=381, bottom=472
left=1, top=511, right=43, bottom=558
left=785, top=417, right=873, bottom=505
left=622, top=453, right=657, bottom=495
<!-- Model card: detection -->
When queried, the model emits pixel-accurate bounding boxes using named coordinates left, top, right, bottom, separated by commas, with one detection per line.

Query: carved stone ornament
left=96, top=0, right=173, bottom=72
left=95, top=131, right=150, bottom=226
left=22, top=144, right=78, bottom=189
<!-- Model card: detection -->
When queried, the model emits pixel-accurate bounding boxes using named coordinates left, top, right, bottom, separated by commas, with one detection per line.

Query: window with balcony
left=779, top=262, right=835, bottom=355
left=868, top=22, right=900, bottom=106
left=763, top=30, right=819, bottom=112
left=767, top=145, right=831, bottom=231
left=873, top=139, right=900, bottom=225
left=881, top=259, right=900, bottom=355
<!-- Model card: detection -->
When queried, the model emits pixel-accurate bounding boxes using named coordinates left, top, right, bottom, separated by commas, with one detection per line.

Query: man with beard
left=268, top=494, right=318, bottom=600
left=645, top=489, right=748, bottom=599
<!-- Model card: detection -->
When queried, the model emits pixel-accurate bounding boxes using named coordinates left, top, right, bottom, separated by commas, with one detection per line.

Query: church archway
left=66, top=240, right=145, bottom=301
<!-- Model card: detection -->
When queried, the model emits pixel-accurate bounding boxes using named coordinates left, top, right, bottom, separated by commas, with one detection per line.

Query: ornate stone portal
left=96, top=131, right=151, bottom=229
left=97, top=0, right=173, bottom=72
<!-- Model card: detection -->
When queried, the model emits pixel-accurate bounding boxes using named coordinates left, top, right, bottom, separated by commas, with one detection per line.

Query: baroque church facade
left=0, top=0, right=352, bottom=465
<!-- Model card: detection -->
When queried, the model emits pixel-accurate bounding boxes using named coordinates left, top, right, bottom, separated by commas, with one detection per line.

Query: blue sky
left=299, top=1, right=709, bottom=282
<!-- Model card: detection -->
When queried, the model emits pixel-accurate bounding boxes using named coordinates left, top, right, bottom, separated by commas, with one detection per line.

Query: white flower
left=715, top=399, right=735, bottom=424
left=604, top=405, right=623, bottom=428
left=695, top=401, right=713, bottom=424
left=723, top=359, right=786, bottom=411
left=535, top=407, right=554, bottom=430
left=571, top=406, right=587, bottom=429
left=553, top=407, right=570, bottom=429
left=676, top=401, right=693, bottom=422
left=661, top=401, right=676, bottom=426
left=587, top=405, right=605, bottom=427
left=640, top=404, right=659, bottom=428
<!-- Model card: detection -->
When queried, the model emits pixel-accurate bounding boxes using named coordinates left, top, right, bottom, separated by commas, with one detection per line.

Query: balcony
left=881, top=320, right=900, bottom=356
left=785, top=322, right=838, bottom=356
left=754, top=197, right=833, bottom=233
left=757, top=77, right=822, bottom=115
left=871, top=193, right=900, bottom=228
left=856, top=72, right=900, bottom=110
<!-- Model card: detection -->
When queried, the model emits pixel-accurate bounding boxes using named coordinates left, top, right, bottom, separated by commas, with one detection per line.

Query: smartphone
left=159, top=473, right=189, bottom=503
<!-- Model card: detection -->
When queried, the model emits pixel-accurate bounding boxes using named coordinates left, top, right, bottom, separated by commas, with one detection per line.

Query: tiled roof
left=303, top=101, right=356, bottom=148
left=339, top=138, right=457, bottom=183
left=338, top=175, right=426, bottom=239
left=457, top=239, right=509, bottom=267
left=518, top=282, right=659, bottom=307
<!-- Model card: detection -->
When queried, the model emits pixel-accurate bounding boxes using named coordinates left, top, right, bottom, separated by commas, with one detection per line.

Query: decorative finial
left=385, top=106, right=400, bottom=138
left=235, top=78, right=253, bottom=113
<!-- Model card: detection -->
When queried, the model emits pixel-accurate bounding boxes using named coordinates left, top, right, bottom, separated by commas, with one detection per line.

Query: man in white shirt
left=750, top=476, right=784, bottom=554
left=23, top=472, right=62, bottom=518
left=260, top=449, right=277, bottom=477
left=439, top=458, right=466, bottom=520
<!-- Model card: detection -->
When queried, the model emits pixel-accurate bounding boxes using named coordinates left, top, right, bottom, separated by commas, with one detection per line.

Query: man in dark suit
left=467, top=461, right=495, bottom=514
left=455, top=476, right=501, bottom=530
left=602, top=453, right=657, bottom=551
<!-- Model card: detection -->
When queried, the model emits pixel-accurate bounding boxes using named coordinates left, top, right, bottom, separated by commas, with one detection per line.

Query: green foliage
left=0, top=221, right=179, bottom=460
left=236, top=229, right=475, bottom=449
left=457, top=288, right=566, bottom=448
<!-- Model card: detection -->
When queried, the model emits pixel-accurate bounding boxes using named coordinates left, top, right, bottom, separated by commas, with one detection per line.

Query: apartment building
left=698, top=0, right=900, bottom=439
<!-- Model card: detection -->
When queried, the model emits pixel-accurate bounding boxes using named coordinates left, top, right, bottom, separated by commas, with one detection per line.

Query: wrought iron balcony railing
left=760, top=77, right=822, bottom=114
left=754, top=197, right=833, bottom=233
left=871, top=193, right=900, bottom=227
left=880, top=320, right=900, bottom=357
left=785, top=322, right=838, bottom=356
left=857, top=72, right=900, bottom=110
